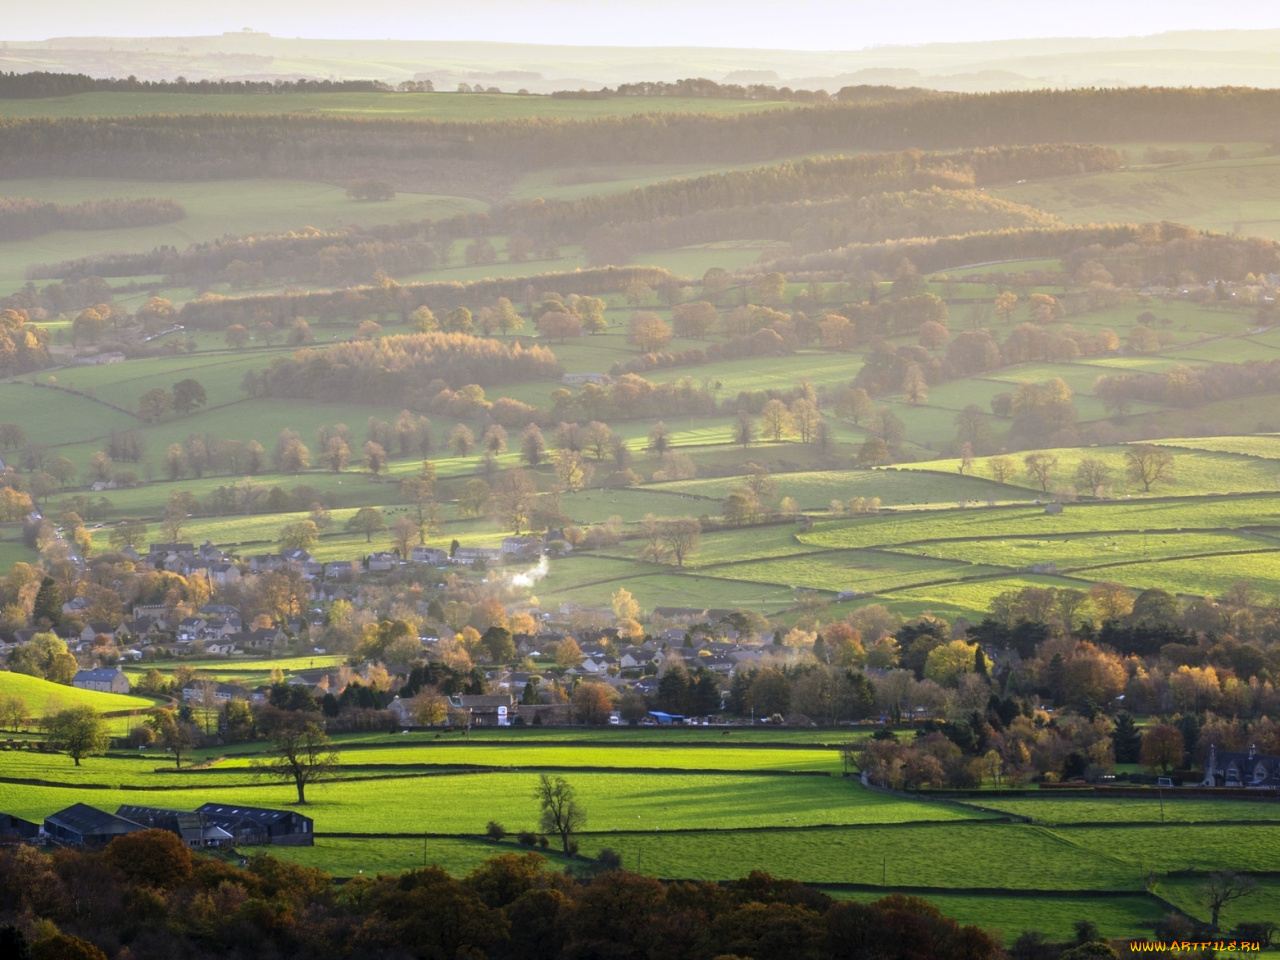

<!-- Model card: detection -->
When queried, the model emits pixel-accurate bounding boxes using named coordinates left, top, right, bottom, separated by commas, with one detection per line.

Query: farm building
left=196, top=803, right=314, bottom=846
left=115, top=805, right=236, bottom=848
left=1202, top=744, right=1280, bottom=787
left=0, top=813, right=39, bottom=841
left=71, top=666, right=131, bottom=694
left=44, top=804, right=146, bottom=846
left=450, top=694, right=514, bottom=725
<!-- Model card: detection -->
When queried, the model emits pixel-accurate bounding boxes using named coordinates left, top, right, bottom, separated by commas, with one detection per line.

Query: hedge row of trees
left=0, top=70, right=401, bottom=98
left=173, top=266, right=672, bottom=329
left=0, top=309, right=52, bottom=375
left=0, top=196, right=183, bottom=242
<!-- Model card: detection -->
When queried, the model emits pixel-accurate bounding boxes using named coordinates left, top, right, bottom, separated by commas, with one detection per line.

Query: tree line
left=0, top=70, right=404, bottom=98
left=174, top=266, right=672, bottom=329
left=0, top=837, right=1000, bottom=960
left=0, top=196, right=183, bottom=242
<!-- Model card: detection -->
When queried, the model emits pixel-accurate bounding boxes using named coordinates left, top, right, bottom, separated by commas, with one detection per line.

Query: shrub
left=485, top=821, right=507, bottom=841
left=517, top=830, right=538, bottom=847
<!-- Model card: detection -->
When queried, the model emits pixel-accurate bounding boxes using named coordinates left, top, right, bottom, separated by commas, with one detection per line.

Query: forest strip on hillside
left=0, top=87, right=1273, bottom=181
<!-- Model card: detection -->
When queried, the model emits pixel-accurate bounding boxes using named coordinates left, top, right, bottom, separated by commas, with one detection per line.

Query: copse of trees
left=0, top=309, right=52, bottom=375
left=258, top=332, right=561, bottom=404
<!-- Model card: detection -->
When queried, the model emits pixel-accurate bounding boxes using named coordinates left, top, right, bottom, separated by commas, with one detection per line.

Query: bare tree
left=1075, top=457, right=1113, bottom=497
left=253, top=719, right=339, bottom=804
left=1022, top=452, right=1058, bottom=492
left=1201, top=871, right=1258, bottom=930
left=536, top=773, right=587, bottom=854
left=1124, top=444, right=1175, bottom=492
left=987, top=456, right=1015, bottom=485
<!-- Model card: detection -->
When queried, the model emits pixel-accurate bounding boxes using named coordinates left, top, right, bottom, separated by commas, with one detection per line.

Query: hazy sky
left=5, top=0, right=1280, bottom=49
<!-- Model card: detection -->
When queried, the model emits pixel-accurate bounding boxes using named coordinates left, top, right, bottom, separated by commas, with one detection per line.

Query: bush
left=485, top=821, right=506, bottom=841
left=517, top=830, right=538, bottom=847
left=595, top=847, right=623, bottom=871
left=538, top=835, right=549, bottom=849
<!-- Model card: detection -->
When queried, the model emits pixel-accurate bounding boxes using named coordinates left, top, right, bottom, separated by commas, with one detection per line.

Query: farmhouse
left=72, top=666, right=131, bottom=694
left=44, top=804, right=146, bottom=846
left=452, top=546, right=502, bottom=565
left=115, top=805, right=235, bottom=848
left=1202, top=744, right=1280, bottom=787
left=449, top=693, right=514, bottom=725
left=410, top=546, right=449, bottom=564
left=196, top=803, right=314, bottom=846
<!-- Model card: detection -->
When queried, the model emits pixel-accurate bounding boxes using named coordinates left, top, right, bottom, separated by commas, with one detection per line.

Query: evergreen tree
left=33, top=576, right=62, bottom=627
left=1112, top=712, right=1143, bottom=764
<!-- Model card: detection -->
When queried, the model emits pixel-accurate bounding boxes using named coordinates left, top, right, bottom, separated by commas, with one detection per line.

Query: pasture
left=0, top=671, right=158, bottom=716
left=0, top=178, right=484, bottom=292
left=0, top=92, right=795, bottom=122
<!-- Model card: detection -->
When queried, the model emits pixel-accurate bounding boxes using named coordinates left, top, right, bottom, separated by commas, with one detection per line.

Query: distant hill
left=7, top=29, right=1280, bottom=93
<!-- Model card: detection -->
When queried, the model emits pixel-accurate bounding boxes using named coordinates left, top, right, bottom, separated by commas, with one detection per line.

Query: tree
left=491, top=297, right=523, bottom=337
left=1201, top=871, right=1259, bottom=930
left=1023, top=452, right=1058, bottom=492
left=390, top=515, right=418, bottom=557
left=253, top=718, right=338, bottom=804
left=280, top=520, right=320, bottom=553
left=987, top=456, right=1015, bottom=485
left=572, top=683, right=614, bottom=725
left=323, top=436, right=351, bottom=472
left=32, top=577, right=63, bottom=626
left=443, top=306, right=473, bottom=333
left=538, top=311, right=582, bottom=343
left=449, top=424, right=476, bottom=456
left=760, top=399, right=793, bottom=442
left=459, top=479, right=491, bottom=517
left=171, top=378, right=207, bottom=415
left=647, top=421, right=670, bottom=456
left=1124, top=444, right=1175, bottom=492
left=363, top=441, right=388, bottom=475
left=108, top=518, right=147, bottom=550
left=836, top=387, right=874, bottom=424
left=137, top=387, right=171, bottom=422
left=492, top=468, right=538, bottom=534
left=1111, top=712, right=1142, bottom=764
left=146, top=708, right=195, bottom=769
left=901, top=364, right=928, bottom=404
left=1140, top=724, right=1185, bottom=774
left=520, top=424, right=547, bottom=467
left=44, top=706, right=110, bottom=766
left=662, top=517, right=701, bottom=567
left=856, top=437, right=891, bottom=467
left=345, top=506, right=387, bottom=543
left=0, top=694, right=28, bottom=732
left=1075, top=457, right=1113, bottom=497
left=536, top=773, right=586, bottom=854
left=224, top=324, right=250, bottom=349
left=995, top=291, right=1019, bottom=322
left=672, top=300, right=717, bottom=338
left=790, top=398, right=821, bottom=443
left=628, top=312, right=672, bottom=352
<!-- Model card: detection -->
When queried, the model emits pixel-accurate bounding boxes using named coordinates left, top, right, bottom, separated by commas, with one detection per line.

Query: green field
left=0, top=92, right=796, bottom=121
left=0, top=671, right=159, bottom=716
left=0, top=178, right=485, bottom=291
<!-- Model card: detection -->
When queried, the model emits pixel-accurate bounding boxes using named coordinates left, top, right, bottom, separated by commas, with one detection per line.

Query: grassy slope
left=0, top=671, right=157, bottom=713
